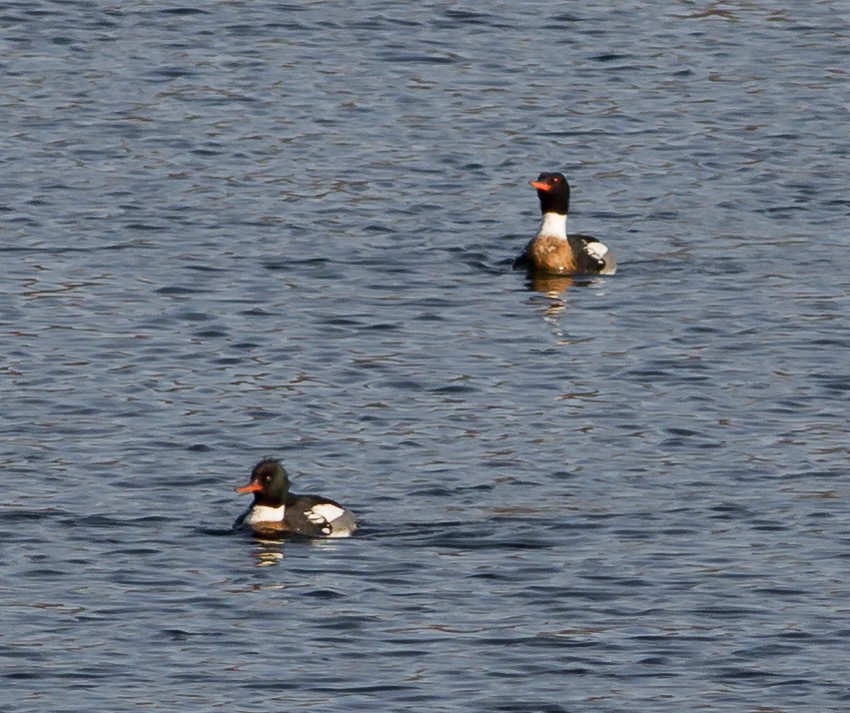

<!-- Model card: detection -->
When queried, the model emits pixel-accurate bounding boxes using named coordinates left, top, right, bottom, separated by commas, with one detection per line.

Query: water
left=2, top=1, right=850, bottom=711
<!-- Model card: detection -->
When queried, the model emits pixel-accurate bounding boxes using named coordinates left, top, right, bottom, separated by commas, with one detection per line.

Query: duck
left=514, top=172, right=617, bottom=276
left=233, top=458, right=357, bottom=538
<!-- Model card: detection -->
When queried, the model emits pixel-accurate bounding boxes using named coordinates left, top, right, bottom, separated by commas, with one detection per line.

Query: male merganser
left=514, top=172, right=617, bottom=276
left=233, top=458, right=357, bottom=538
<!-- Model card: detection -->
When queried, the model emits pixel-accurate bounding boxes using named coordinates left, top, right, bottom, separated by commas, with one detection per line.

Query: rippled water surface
left=3, top=1, right=850, bottom=711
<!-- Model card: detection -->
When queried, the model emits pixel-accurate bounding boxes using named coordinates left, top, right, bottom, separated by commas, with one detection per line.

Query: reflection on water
left=252, top=544, right=284, bottom=567
left=525, top=272, right=576, bottom=297
left=243, top=532, right=355, bottom=567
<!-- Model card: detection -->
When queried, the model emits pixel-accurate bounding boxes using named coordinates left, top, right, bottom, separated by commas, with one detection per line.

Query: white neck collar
left=537, top=211, right=567, bottom=239
left=246, top=504, right=285, bottom=525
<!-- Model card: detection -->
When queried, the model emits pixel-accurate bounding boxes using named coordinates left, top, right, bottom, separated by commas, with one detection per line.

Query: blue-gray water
left=2, top=2, right=850, bottom=711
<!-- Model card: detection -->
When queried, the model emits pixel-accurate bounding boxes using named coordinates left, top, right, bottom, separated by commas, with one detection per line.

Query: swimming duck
left=514, top=172, right=617, bottom=276
left=233, top=458, right=357, bottom=538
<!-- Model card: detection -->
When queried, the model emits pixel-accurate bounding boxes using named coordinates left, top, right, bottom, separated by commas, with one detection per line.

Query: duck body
left=233, top=459, right=357, bottom=538
left=514, top=172, right=616, bottom=276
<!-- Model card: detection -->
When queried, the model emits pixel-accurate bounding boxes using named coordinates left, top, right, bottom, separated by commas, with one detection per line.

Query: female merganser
left=233, top=458, right=357, bottom=538
left=514, top=172, right=617, bottom=276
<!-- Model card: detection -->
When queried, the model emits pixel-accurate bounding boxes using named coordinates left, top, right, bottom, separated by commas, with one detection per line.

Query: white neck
left=537, top=211, right=567, bottom=240
left=246, top=504, right=285, bottom=525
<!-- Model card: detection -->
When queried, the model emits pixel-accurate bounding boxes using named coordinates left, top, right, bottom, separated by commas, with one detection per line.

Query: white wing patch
left=585, top=241, right=609, bottom=261
left=306, top=503, right=345, bottom=525
left=246, top=504, right=285, bottom=525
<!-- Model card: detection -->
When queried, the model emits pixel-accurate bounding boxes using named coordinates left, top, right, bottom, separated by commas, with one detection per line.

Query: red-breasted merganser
left=514, top=172, right=616, bottom=276
left=233, top=459, right=357, bottom=538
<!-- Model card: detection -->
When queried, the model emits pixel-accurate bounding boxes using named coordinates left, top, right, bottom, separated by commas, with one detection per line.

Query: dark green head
left=234, top=458, right=291, bottom=507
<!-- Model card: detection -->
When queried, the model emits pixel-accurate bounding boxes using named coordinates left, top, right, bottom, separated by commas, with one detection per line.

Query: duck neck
left=537, top=211, right=567, bottom=240
left=247, top=503, right=286, bottom=525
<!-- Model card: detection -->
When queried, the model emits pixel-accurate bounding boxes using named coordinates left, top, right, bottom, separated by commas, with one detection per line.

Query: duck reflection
left=251, top=540, right=284, bottom=567
left=526, top=272, right=575, bottom=297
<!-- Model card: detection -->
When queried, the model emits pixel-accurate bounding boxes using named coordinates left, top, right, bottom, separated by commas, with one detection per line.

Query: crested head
left=252, top=457, right=288, bottom=481
left=235, top=458, right=291, bottom=507
left=529, top=172, right=571, bottom=216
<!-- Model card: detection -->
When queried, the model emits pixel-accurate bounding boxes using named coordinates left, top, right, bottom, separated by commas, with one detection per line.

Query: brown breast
left=526, top=235, right=577, bottom=274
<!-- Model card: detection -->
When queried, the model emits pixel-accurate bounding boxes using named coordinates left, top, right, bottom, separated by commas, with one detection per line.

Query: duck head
left=235, top=458, right=290, bottom=507
left=529, top=172, right=570, bottom=215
